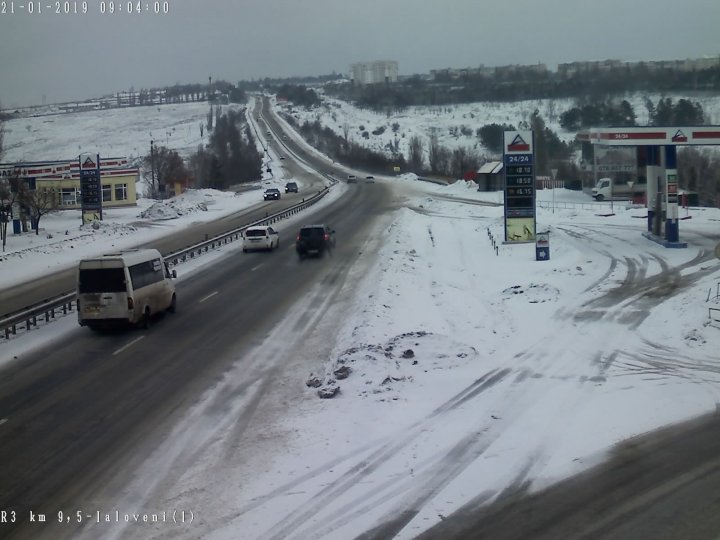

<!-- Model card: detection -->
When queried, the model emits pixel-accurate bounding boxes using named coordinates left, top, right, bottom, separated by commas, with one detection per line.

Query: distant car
left=365, top=175, right=375, bottom=183
left=263, top=188, right=281, bottom=200
left=279, top=156, right=286, bottom=160
left=347, top=175, right=357, bottom=183
left=295, top=224, right=336, bottom=259
left=282, top=135, right=288, bottom=140
left=243, top=226, right=279, bottom=252
left=285, top=181, right=298, bottom=193
left=266, top=130, right=271, bottom=135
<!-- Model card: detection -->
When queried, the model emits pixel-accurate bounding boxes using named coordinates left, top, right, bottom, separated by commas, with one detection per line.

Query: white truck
left=591, top=177, right=645, bottom=201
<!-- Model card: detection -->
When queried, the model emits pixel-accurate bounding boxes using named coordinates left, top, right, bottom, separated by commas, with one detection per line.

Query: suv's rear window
left=300, top=227, right=324, bottom=238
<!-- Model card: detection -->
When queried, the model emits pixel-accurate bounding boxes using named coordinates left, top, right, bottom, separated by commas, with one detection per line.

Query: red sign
left=692, top=131, right=720, bottom=139
left=507, top=134, right=530, bottom=152
left=672, top=130, right=688, bottom=143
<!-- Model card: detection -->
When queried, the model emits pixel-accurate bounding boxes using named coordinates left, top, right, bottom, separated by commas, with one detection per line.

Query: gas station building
left=0, top=157, right=139, bottom=209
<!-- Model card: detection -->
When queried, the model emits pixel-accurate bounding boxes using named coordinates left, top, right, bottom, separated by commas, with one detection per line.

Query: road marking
left=112, top=336, right=144, bottom=356
left=251, top=264, right=264, bottom=272
left=199, top=291, right=219, bottom=303
left=0, top=418, right=7, bottom=426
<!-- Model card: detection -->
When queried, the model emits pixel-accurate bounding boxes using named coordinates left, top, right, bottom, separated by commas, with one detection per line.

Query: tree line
left=142, top=107, right=263, bottom=194
left=326, top=64, right=720, bottom=110
left=560, top=97, right=705, bottom=131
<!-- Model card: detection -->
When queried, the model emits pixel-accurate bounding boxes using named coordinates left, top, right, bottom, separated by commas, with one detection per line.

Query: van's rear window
left=79, top=268, right=126, bottom=293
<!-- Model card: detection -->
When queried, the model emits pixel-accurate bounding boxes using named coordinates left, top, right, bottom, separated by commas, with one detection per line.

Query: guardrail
left=0, top=186, right=332, bottom=340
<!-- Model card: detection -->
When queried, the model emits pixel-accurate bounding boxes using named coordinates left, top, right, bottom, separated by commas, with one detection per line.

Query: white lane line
left=199, top=291, right=219, bottom=303
left=112, top=336, right=145, bottom=356
left=0, top=418, right=7, bottom=426
left=251, top=264, right=264, bottom=272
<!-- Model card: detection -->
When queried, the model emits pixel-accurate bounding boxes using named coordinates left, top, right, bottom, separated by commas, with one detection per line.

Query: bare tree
left=142, top=145, right=191, bottom=196
left=207, top=104, right=214, bottom=132
left=408, top=135, right=425, bottom=173
left=428, top=133, right=450, bottom=176
left=19, top=183, right=59, bottom=235
left=0, top=176, right=19, bottom=251
left=450, top=146, right=480, bottom=179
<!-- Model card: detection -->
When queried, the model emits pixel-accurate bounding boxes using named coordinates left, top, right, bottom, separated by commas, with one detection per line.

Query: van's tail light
left=296, top=234, right=301, bottom=241
left=324, top=234, right=330, bottom=241
left=127, top=297, right=134, bottom=310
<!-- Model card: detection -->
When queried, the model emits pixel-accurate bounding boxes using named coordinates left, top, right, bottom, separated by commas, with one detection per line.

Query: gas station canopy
left=577, top=126, right=720, bottom=146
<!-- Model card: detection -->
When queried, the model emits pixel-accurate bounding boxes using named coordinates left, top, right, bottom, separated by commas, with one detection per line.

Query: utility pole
left=150, top=139, right=156, bottom=197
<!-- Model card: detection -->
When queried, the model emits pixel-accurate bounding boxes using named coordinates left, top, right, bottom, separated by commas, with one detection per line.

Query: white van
left=77, top=248, right=177, bottom=329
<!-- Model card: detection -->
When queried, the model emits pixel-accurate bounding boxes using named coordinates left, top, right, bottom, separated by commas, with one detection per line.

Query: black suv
left=263, top=188, right=281, bottom=200
left=295, top=225, right=335, bottom=259
left=285, top=181, right=298, bottom=193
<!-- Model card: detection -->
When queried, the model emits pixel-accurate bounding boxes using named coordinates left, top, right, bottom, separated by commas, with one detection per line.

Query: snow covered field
left=2, top=97, right=720, bottom=539
left=1, top=101, right=241, bottom=163
left=168, top=181, right=720, bottom=540
left=275, top=92, right=720, bottom=165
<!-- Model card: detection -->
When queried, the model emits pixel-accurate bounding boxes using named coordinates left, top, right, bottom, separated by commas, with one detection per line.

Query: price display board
left=79, top=154, right=103, bottom=224
left=503, top=131, right=536, bottom=242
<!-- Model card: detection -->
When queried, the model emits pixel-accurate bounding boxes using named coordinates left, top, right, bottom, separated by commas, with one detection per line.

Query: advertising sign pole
left=503, top=130, right=536, bottom=243
left=79, top=153, right=103, bottom=225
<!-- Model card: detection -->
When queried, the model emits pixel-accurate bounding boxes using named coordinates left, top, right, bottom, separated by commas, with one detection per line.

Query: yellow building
left=0, top=157, right=139, bottom=209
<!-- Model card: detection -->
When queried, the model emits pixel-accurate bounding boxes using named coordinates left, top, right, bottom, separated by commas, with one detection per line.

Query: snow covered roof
left=478, top=161, right=503, bottom=174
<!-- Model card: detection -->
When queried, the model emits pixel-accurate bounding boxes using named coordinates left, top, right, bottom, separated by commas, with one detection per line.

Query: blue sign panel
left=79, top=154, right=103, bottom=224
left=503, top=131, right=536, bottom=243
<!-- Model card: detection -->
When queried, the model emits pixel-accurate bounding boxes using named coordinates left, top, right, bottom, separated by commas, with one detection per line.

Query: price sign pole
left=79, top=154, right=103, bottom=225
left=503, top=131, right=536, bottom=243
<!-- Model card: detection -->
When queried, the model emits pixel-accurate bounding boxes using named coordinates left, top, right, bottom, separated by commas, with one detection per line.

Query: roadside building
left=0, top=157, right=139, bottom=209
left=476, top=161, right=504, bottom=191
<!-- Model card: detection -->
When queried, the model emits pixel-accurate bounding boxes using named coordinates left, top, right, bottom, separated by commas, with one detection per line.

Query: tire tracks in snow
left=232, top=368, right=512, bottom=540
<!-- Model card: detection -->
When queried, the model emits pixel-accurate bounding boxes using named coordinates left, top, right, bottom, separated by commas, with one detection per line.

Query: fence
left=536, top=177, right=565, bottom=190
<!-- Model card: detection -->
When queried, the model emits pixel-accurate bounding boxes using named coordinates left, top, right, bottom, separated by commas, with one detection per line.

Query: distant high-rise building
left=350, top=61, right=399, bottom=85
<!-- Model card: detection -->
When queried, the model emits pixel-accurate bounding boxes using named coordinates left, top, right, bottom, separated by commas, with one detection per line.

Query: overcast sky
left=0, top=0, right=718, bottom=108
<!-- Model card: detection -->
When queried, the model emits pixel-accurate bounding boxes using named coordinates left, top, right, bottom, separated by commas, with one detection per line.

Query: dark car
left=263, top=188, right=281, bottom=201
left=285, top=181, right=298, bottom=193
left=295, top=224, right=336, bottom=259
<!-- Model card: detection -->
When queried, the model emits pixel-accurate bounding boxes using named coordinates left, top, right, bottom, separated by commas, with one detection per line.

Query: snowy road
left=1, top=96, right=719, bottom=539
left=100, top=189, right=718, bottom=540
left=1, top=184, right=719, bottom=540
